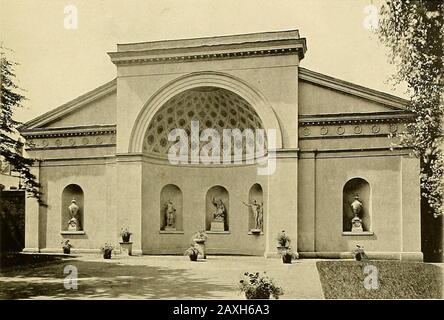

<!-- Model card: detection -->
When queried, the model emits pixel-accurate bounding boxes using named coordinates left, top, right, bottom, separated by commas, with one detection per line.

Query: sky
left=0, top=0, right=408, bottom=123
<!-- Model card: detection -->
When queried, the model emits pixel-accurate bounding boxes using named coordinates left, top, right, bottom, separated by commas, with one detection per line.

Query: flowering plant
left=276, top=230, right=291, bottom=247
left=192, top=230, right=208, bottom=242
left=184, top=244, right=200, bottom=257
left=239, top=272, right=284, bottom=299
left=101, top=243, right=114, bottom=252
left=119, top=227, right=132, bottom=238
left=61, top=239, right=72, bottom=249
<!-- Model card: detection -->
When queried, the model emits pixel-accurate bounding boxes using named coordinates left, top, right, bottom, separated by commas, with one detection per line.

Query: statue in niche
left=212, top=197, right=226, bottom=222
left=67, top=199, right=81, bottom=231
left=164, top=200, right=176, bottom=230
left=350, top=195, right=363, bottom=233
left=243, top=200, right=264, bottom=231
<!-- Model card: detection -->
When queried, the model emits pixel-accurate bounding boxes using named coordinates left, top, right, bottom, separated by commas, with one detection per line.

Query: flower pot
left=189, top=254, right=198, bottom=261
left=121, top=235, right=131, bottom=243
left=245, top=291, right=270, bottom=300
left=282, top=254, right=292, bottom=264
left=193, top=239, right=206, bottom=259
left=103, top=250, right=112, bottom=259
left=63, top=247, right=71, bottom=254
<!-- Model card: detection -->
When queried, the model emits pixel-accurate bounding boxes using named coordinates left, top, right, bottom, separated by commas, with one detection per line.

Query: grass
left=316, top=260, right=443, bottom=299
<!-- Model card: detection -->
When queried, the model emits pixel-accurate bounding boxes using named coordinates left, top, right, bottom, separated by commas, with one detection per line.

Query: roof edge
left=19, top=78, right=117, bottom=131
left=298, top=67, right=409, bottom=110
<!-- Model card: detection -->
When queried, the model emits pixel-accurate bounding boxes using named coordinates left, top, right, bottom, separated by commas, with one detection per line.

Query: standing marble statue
left=350, top=195, right=363, bottom=233
left=164, top=200, right=176, bottom=230
left=243, top=200, right=263, bottom=231
left=67, top=199, right=80, bottom=231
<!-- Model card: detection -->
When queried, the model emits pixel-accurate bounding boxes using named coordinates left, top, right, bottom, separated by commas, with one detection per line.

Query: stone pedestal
left=164, top=226, right=176, bottom=231
left=351, top=216, right=363, bottom=233
left=193, top=240, right=206, bottom=259
left=210, top=221, right=225, bottom=232
left=120, top=242, right=133, bottom=256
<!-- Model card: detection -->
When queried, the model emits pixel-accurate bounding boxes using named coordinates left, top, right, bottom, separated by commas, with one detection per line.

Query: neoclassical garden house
left=20, top=30, right=422, bottom=260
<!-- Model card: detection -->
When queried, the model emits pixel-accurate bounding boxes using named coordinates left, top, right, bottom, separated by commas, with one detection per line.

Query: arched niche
left=343, top=178, right=371, bottom=232
left=160, top=184, right=183, bottom=231
left=206, top=186, right=229, bottom=231
left=246, top=184, right=264, bottom=232
left=61, top=184, right=84, bottom=231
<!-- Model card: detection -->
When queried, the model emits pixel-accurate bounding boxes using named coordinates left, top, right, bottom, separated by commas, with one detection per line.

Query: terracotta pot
left=245, top=291, right=270, bottom=300
left=63, top=247, right=70, bottom=254
left=282, top=254, right=292, bottom=264
left=103, top=250, right=112, bottom=259
left=122, top=234, right=131, bottom=243
left=189, top=254, right=198, bottom=261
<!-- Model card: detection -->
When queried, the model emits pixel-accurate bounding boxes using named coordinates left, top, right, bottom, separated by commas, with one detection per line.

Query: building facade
left=20, top=30, right=422, bottom=260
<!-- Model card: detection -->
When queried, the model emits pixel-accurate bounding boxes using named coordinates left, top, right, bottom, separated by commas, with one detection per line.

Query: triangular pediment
left=20, top=79, right=117, bottom=131
left=298, top=68, right=409, bottom=115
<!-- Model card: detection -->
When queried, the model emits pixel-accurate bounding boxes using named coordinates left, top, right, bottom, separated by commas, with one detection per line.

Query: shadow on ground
left=0, top=258, right=235, bottom=299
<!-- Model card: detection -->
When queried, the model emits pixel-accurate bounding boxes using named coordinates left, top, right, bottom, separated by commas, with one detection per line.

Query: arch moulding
left=128, top=71, right=283, bottom=153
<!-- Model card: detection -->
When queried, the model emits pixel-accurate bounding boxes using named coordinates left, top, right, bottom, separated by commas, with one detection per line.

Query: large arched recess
left=129, top=71, right=283, bottom=153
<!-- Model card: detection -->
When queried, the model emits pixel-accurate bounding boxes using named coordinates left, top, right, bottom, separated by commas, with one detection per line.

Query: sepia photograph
left=0, top=0, right=443, bottom=310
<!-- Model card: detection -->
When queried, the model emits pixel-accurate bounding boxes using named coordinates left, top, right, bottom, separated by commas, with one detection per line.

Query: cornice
left=108, top=30, right=307, bottom=65
left=21, top=124, right=116, bottom=139
left=299, top=111, right=414, bottom=126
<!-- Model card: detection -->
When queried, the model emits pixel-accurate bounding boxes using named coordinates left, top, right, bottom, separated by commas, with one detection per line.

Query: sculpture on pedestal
left=350, top=195, right=363, bottom=232
left=210, top=197, right=226, bottom=231
left=164, top=200, right=176, bottom=230
left=67, top=199, right=81, bottom=231
left=243, top=200, right=264, bottom=231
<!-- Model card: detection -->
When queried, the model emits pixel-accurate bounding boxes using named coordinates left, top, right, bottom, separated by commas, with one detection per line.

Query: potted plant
left=239, top=272, right=284, bottom=300
left=279, top=247, right=296, bottom=264
left=192, top=230, right=208, bottom=259
left=61, top=239, right=72, bottom=254
left=353, top=245, right=369, bottom=262
left=192, top=230, right=208, bottom=243
left=184, top=244, right=200, bottom=261
left=120, top=227, right=132, bottom=243
left=276, top=230, right=291, bottom=251
left=101, top=243, right=114, bottom=259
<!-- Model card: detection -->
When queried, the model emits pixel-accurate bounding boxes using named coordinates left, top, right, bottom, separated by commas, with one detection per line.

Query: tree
left=0, top=46, right=43, bottom=205
left=378, top=0, right=443, bottom=261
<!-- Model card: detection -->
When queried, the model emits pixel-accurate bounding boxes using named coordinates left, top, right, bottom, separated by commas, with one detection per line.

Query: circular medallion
left=68, top=138, right=76, bottom=146
left=96, top=137, right=103, bottom=144
left=55, top=139, right=62, bottom=147
left=41, top=140, right=49, bottom=147
left=303, top=127, right=311, bottom=136
left=320, top=126, right=328, bottom=135
left=82, top=137, right=89, bottom=145
left=353, top=125, right=362, bottom=134
left=337, top=126, right=345, bottom=135
left=372, top=124, right=380, bottom=133
left=389, top=124, right=398, bottom=133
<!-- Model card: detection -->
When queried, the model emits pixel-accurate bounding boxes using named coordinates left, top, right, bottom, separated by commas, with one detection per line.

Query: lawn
left=316, top=260, right=443, bottom=299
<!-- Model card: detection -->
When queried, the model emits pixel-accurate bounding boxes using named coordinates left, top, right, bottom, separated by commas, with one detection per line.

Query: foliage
left=352, top=245, right=369, bottom=262
left=192, top=230, right=208, bottom=242
left=378, top=0, right=444, bottom=218
left=119, top=227, right=132, bottom=237
left=100, top=243, right=114, bottom=252
left=61, top=239, right=72, bottom=249
left=239, top=272, right=284, bottom=300
left=184, top=244, right=200, bottom=257
left=278, top=247, right=297, bottom=259
left=0, top=47, right=43, bottom=205
left=276, top=230, right=291, bottom=247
